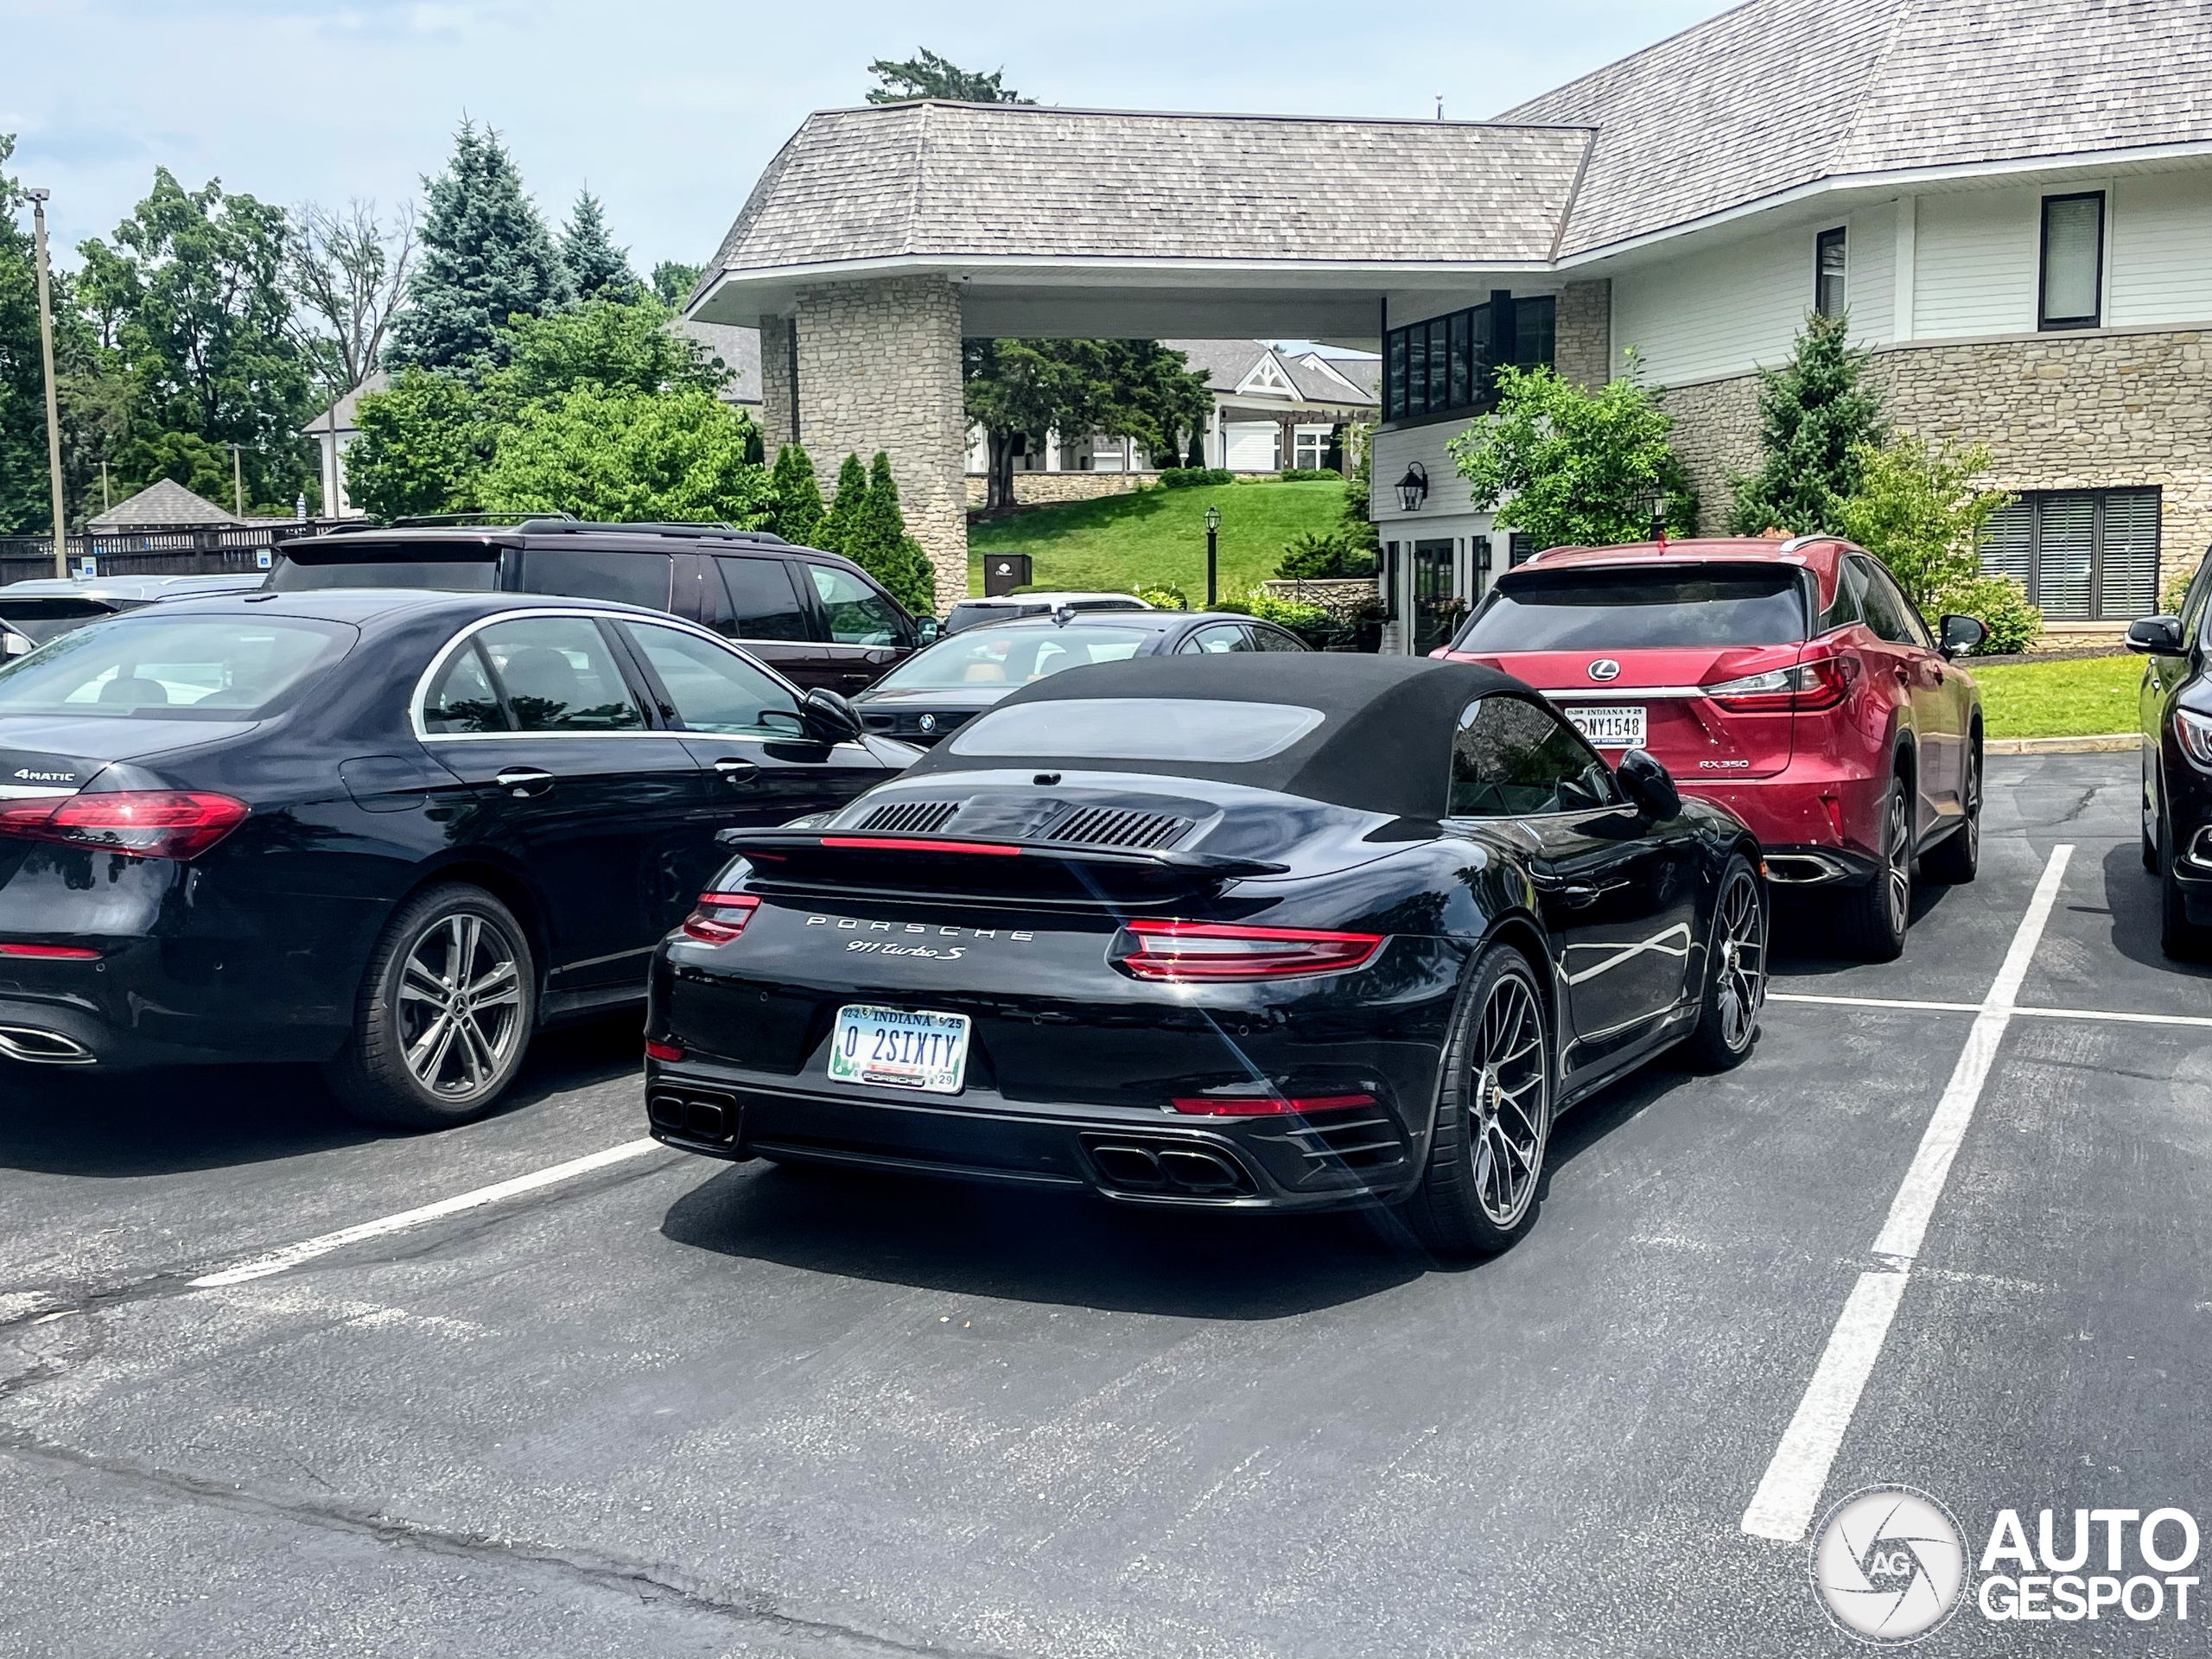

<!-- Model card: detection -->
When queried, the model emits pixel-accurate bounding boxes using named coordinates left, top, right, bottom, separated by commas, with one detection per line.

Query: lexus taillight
left=1113, top=919, right=1386, bottom=982
left=1169, top=1091, right=1376, bottom=1116
left=0, top=791, right=248, bottom=861
left=680, top=891, right=760, bottom=944
left=1706, top=656, right=1851, bottom=713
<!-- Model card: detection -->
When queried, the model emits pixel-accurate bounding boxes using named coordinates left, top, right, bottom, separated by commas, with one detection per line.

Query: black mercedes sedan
left=2130, top=548, right=2212, bottom=959
left=645, top=654, right=1766, bottom=1256
left=0, top=590, right=915, bottom=1127
left=850, top=609, right=1307, bottom=745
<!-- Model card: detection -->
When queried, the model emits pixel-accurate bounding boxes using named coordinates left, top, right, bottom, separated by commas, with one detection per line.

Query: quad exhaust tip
left=0, top=1025, right=94, bottom=1065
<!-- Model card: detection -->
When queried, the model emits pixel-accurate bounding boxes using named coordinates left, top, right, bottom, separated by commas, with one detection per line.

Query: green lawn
left=966, top=480, right=1347, bottom=601
left=1972, top=652, right=2143, bottom=739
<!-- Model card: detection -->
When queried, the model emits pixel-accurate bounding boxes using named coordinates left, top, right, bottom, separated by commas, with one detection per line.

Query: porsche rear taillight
left=680, top=892, right=760, bottom=945
left=0, top=791, right=248, bottom=861
left=1705, top=654, right=1852, bottom=713
left=1112, top=919, right=1386, bottom=982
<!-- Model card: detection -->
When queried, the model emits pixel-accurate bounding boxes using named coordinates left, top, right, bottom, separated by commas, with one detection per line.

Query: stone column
left=757, top=315, right=798, bottom=452
left=1554, top=280, right=1614, bottom=389
left=793, top=276, right=967, bottom=613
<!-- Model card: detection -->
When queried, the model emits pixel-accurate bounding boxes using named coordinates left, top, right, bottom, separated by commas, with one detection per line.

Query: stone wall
left=1660, top=327, right=2211, bottom=585
left=757, top=316, right=796, bottom=453
left=963, top=473, right=1158, bottom=509
left=792, top=276, right=967, bottom=613
left=1555, top=280, right=1613, bottom=391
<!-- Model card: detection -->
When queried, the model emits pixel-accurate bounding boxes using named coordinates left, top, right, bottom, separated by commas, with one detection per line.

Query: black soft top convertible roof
left=902, top=652, right=1530, bottom=821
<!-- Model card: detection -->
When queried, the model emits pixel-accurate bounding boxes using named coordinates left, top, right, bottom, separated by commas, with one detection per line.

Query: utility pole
left=28, top=188, right=67, bottom=578
left=231, top=444, right=245, bottom=518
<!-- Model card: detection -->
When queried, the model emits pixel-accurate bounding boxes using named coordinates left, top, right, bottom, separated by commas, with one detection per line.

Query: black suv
left=270, top=520, right=930, bottom=696
left=2129, top=547, right=2212, bottom=957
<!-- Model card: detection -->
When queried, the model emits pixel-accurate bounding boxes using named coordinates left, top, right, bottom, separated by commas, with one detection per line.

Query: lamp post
left=1204, top=505, right=1221, bottom=608
left=28, top=188, right=67, bottom=578
left=1639, top=486, right=1668, bottom=550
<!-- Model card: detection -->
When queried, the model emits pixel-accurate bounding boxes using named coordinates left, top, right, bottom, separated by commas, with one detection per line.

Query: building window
left=2039, top=192, right=2104, bottom=331
left=1382, top=293, right=1554, bottom=423
left=1980, top=487, right=2158, bottom=620
left=1815, top=227, right=1847, bottom=318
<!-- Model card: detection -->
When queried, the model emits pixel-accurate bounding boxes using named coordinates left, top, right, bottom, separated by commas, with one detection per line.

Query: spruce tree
left=1726, top=313, right=1885, bottom=537
left=557, top=191, right=638, bottom=302
left=848, top=451, right=937, bottom=615
left=770, top=442, right=824, bottom=545
left=818, top=452, right=869, bottom=556
left=385, top=122, right=571, bottom=373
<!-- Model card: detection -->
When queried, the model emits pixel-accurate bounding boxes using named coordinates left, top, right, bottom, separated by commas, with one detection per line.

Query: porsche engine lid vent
left=856, top=799, right=959, bottom=835
left=1043, top=806, right=1192, bottom=850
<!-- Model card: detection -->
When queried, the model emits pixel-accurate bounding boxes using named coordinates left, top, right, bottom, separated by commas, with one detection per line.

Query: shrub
left=1931, top=574, right=2040, bottom=657
left=1243, top=588, right=1331, bottom=630
left=1275, top=530, right=1376, bottom=581
left=1157, top=467, right=1234, bottom=488
left=1135, top=585, right=1189, bottom=611
left=1835, top=433, right=2012, bottom=611
left=1276, top=467, right=1338, bottom=482
left=2162, top=570, right=2194, bottom=616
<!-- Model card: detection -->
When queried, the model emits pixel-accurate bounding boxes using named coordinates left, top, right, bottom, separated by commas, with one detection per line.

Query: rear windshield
left=0, top=615, right=352, bottom=717
left=271, top=542, right=503, bottom=593
left=878, top=624, right=1151, bottom=690
left=1455, top=566, right=1810, bottom=652
left=0, top=596, right=120, bottom=645
left=949, top=697, right=1323, bottom=762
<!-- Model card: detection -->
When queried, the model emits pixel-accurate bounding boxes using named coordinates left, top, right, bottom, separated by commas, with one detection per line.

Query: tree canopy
left=385, top=122, right=569, bottom=374
left=651, top=261, right=702, bottom=308
left=478, top=383, right=771, bottom=525
left=1726, top=312, right=1885, bottom=536
left=866, top=48, right=1030, bottom=104
left=1448, top=361, right=1695, bottom=550
left=963, top=337, right=1211, bottom=515
left=557, top=192, right=638, bottom=303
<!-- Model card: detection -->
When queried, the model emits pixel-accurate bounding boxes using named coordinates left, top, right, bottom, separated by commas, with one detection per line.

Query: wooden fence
left=0, top=522, right=340, bottom=587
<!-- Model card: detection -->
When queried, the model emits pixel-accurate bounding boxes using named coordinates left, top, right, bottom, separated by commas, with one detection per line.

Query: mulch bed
left=1967, top=643, right=2132, bottom=668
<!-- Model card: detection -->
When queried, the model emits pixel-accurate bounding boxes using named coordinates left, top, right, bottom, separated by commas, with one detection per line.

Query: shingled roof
left=86, top=478, right=242, bottom=533
left=1502, top=0, right=2212, bottom=256
left=709, top=103, right=1592, bottom=274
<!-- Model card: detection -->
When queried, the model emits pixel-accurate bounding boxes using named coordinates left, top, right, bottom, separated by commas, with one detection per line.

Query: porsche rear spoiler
left=714, top=829, right=1286, bottom=906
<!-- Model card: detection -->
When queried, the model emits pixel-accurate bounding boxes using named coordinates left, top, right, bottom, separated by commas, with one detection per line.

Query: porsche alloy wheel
left=1689, top=855, right=1766, bottom=1070
left=1404, top=946, right=1553, bottom=1257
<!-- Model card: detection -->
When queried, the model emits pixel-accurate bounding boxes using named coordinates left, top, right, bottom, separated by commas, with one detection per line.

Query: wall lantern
left=1395, top=462, right=1429, bottom=513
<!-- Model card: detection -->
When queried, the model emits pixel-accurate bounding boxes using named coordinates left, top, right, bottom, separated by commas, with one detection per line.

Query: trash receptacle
left=982, top=554, right=1032, bottom=596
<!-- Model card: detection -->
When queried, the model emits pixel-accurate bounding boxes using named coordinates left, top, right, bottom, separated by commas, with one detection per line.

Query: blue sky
left=3, top=1, right=1719, bottom=273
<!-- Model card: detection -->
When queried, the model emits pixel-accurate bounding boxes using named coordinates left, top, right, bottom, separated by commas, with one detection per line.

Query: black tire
left=1401, top=944, right=1553, bottom=1260
left=1686, top=855, right=1766, bottom=1071
left=2158, top=806, right=2212, bottom=963
left=1921, top=735, right=1981, bottom=885
left=1830, top=777, right=1912, bottom=962
left=2144, top=765, right=2161, bottom=874
left=325, top=883, right=537, bottom=1130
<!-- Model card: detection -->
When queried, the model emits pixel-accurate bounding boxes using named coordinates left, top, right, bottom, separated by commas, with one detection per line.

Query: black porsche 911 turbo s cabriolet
left=644, top=654, right=1768, bottom=1255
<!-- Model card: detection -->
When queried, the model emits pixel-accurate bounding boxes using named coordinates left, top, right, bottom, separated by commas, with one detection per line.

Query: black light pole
left=1205, top=505, right=1221, bottom=608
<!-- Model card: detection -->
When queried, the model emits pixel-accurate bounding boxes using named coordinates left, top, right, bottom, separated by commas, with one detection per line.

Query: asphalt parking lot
left=3, top=749, right=2208, bottom=1658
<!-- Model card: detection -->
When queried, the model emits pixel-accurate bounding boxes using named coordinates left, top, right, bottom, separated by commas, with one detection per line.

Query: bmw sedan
left=645, top=654, right=1766, bottom=1256
left=0, top=590, right=916, bottom=1127
left=851, top=608, right=1308, bottom=745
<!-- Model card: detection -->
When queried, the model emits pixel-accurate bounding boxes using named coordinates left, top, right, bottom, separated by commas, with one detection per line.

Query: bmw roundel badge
left=919, top=713, right=938, bottom=733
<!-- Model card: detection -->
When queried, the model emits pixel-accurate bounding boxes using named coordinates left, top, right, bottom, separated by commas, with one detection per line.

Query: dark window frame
left=2038, top=191, right=2106, bottom=332
left=1815, top=226, right=1847, bottom=318
left=1978, top=486, right=2162, bottom=620
left=1382, top=294, right=1555, bottom=427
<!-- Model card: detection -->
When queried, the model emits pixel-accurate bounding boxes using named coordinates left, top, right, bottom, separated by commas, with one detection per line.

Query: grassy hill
left=966, top=479, right=1349, bottom=601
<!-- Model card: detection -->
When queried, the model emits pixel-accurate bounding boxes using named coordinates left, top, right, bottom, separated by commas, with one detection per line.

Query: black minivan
left=2129, top=545, right=2212, bottom=958
left=271, top=520, right=930, bottom=696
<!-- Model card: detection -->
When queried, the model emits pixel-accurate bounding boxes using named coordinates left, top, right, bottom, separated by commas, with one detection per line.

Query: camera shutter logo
left=1587, top=658, right=1621, bottom=682
left=1812, top=1485, right=1969, bottom=1644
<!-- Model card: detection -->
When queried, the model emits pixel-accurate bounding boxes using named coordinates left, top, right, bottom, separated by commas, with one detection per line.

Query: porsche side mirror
left=800, top=686, right=864, bottom=743
left=1938, top=613, right=1988, bottom=659
left=2126, top=615, right=2184, bottom=655
left=1617, top=748, right=1681, bottom=820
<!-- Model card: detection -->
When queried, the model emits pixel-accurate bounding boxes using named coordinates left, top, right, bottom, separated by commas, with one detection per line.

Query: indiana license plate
left=828, top=1004, right=970, bottom=1095
left=1565, top=704, right=1647, bottom=749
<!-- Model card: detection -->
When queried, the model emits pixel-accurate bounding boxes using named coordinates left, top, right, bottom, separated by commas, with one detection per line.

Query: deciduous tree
left=1836, top=432, right=2012, bottom=610
left=477, top=385, right=772, bottom=525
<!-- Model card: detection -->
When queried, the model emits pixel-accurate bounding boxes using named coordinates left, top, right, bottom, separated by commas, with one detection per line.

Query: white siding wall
left=1911, top=185, right=2038, bottom=338
left=1371, top=420, right=1479, bottom=524
left=2110, top=169, right=2212, bottom=327
left=1843, top=205, right=1897, bottom=347
left=1611, top=222, right=1809, bottom=385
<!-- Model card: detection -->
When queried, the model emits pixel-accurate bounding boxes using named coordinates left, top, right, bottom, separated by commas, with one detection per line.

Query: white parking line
left=188, top=1139, right=665, bottom=1287
left=1741, top=844, right=2074, bottom=1543
left=1770, top=989, right=2212, bottom=1030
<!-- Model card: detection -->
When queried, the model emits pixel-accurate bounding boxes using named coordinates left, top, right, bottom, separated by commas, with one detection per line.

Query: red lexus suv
left=1440, top=537, right=1986, bottom=959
